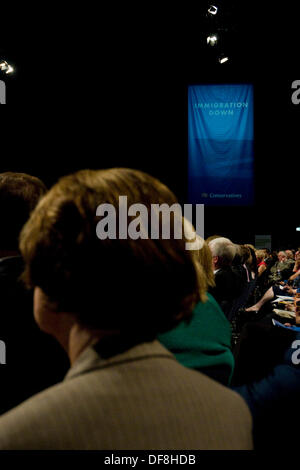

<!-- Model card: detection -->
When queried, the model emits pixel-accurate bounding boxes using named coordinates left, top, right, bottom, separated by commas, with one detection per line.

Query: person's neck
left=67, top=324, right=103, bottom=365
left=58, top=321, right=120, bottom=366
left=0, top=249, right=19, bottom=259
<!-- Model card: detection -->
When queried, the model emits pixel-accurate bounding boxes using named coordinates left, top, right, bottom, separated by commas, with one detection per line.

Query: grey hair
left=208, top=237, right=237, bottom=264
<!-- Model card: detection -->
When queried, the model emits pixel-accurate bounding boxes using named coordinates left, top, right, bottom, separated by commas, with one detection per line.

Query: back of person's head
left=232, top=244, right=244, bottom=266
left=19, top=168, right=206, bottom=343
left=208, top=237, right=236, bottom=268
left=239, top=245, right=251, bottom=264
left=244, top=244, right=257, bottom=274
left=0, top=172, right=47, bottom=251
left=246, top=243, right=255, bottom=250
left=205, top=235, right=222, bottom=244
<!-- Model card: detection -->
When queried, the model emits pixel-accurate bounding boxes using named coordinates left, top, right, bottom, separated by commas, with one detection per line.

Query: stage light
left=218, top=55, right=229, bottom=64
left=296, top=227, right=300, bottom=232
left=5, top=65, right=14, bottom=74
left=0, top=60, right=14, bottom=74
left=207, top=34, right=218, bottom=46
left=208, top=5, right=218, bottom=16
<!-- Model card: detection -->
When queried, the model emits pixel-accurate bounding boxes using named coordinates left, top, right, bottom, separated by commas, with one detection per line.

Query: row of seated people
left=0, top=171, right=299, bottom=450
left=245, top=249, right=300, bottom=314
left=203, top=239, right=300, bottom=449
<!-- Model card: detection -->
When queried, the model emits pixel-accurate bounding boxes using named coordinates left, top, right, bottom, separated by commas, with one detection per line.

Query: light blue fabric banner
left=188, top=84, right=254, bottom=205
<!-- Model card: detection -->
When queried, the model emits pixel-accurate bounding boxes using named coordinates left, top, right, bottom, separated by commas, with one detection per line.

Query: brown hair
left=197, top=241, right=215, bottom=289
left=20, top=168, right=206, bottom=341
left=0, top=172, right=47, bottom=250
left=244, top=244, right=258, bottom=274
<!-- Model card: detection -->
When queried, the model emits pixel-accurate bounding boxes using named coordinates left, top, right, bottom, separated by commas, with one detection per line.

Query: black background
left=0, top=1, right=299, bottom=248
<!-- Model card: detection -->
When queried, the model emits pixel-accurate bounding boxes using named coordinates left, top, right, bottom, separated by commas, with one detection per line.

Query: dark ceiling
left=0, top=1, right=299, bottom=247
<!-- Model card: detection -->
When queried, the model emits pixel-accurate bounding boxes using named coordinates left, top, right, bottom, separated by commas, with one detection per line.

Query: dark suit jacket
left=210, top=266, right=245, bottom=318
left=0, top=340, right=253, bottom=450
left=0, top=256, right=69, bottom=414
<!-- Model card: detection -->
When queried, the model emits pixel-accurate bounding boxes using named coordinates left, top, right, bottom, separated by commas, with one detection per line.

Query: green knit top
left=158, top=293, right=234, bottom=385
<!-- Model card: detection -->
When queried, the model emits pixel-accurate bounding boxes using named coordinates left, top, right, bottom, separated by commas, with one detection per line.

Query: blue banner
left=188, top=84, right=254, bottom=205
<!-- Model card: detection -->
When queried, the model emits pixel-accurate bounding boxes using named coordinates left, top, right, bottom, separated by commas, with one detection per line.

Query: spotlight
left=208, top=5, right=218, bottom=16
left=0, top=61, right=8, bottom=71
left=0, top=60, right=14, bottom=74
left=296, top=227, right=300, bottom=232
left=207, top=34, right=218, bottom=46
left=6, top=65, right=14, bottom=74
left=218, top=55, right=229, bottom=64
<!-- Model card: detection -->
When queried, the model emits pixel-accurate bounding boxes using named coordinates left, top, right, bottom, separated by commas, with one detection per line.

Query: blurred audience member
left=263, top=248, right=274, bottom=268
left=255, top=249, right=267, bottom=277
left=232, top=245, right=248, bottom=283
left=268, top=250, right=294, bottom=284
left=244, top=244, right=258, bottom=280
left=208, top=237, right=245, bottom=318
left=286, top=249, right=295, bottom=262
left=159, top=238, right=235, bottom=386
left=233, top=312, right=300, bottom=449
left=288, top=251, right=300, bottom=287
left=0, top=172, right=69, bottom=415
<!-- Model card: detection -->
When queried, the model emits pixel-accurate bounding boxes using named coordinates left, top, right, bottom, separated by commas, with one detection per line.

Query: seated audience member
left=255, top=248, right=275, bottom=293
left=268, top=250, right=294, bottom=285
left=288, top=251, right=300, bottom=287
left=233, top=244, right=257, bottom=283
left=225, top=245, right=258, bottom=345
left=244, top=244, right=258, bottom=281
left=233, top=311, right=300, bottom=449
left=231, top=245, right=248, bottom=283
left=0, top=169, right=252, bottom=450
left=256, top=249, right=267, bottom=277
left=285, top=249, right=296, bottom=275
left=286, top=249, right=295, bottom=262
left=159, top=238, right=235, bottom=386
left=263, top=248, right=274, bottom=269
left=208, top=237, right=245, bottom=319
left=0, top=172, right=69, bottom=415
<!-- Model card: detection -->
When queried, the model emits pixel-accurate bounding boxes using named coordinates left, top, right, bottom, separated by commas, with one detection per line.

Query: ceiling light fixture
left=208, top=5, right=218, bottom=16
left=207, top=34, right=218, bottom=46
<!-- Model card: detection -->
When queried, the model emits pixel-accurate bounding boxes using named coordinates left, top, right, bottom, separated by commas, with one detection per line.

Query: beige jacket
left=0, top=340, right=253, bottom=450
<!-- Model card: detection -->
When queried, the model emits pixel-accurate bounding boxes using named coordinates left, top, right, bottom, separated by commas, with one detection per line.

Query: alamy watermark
left=291, top=340, right=300, bottom=365
left=96, top=197, right=204, bottom=251
left=0, top=81, right=6, bottom=104
left=291, top=80, right=300, bottom=105
left=0, top=340, right=6, bottom=364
